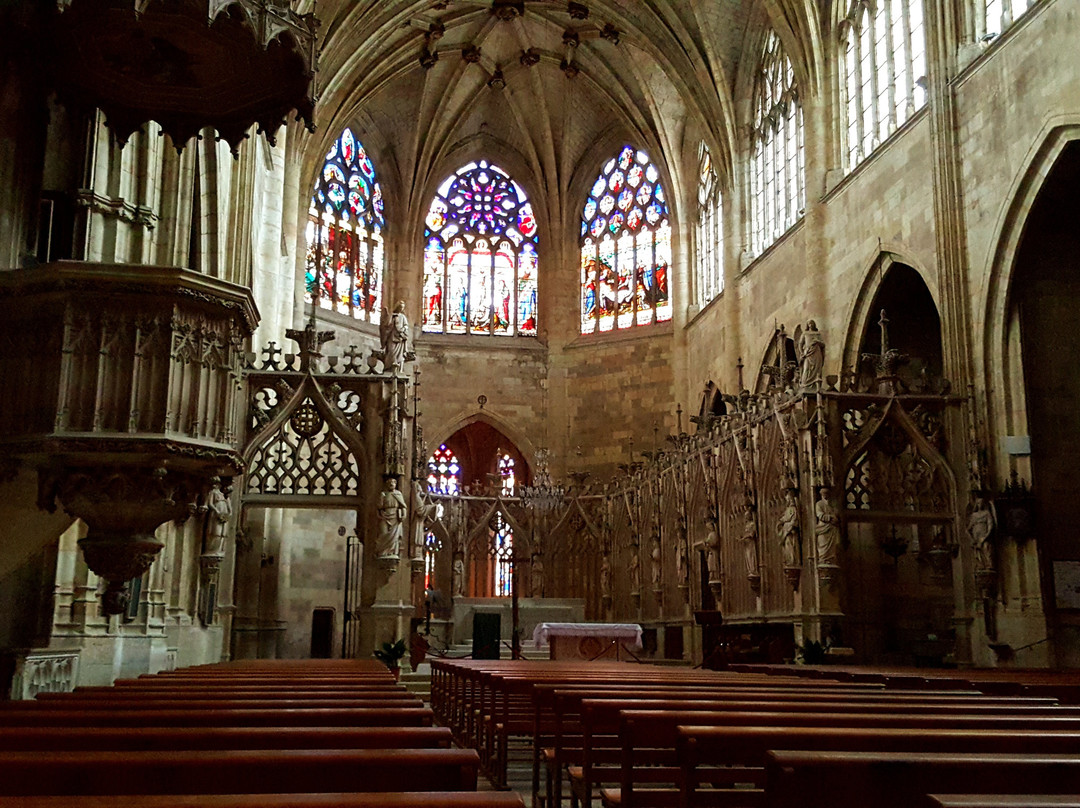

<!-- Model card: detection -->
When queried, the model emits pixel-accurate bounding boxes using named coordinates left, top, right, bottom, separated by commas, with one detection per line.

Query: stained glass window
left=696, top=143, right=724, bottom=307
left=499, top=453, right=515, bottom=496
left=423, top=516, right=443, bottom=591
left=427, top=445, right=461, bottom=495
left=580, top=146, right=672, bottom=334
left=980, top=0, right=1035, bottom=40
left=840, top=0, right=926, bottom=174
left=493, top=515, right=513, bottom=597
left=305, top=128, right=384, bottom=322
left=422, top=161, right=539, bottom=337
left=749, top=31, right=805, bottom=257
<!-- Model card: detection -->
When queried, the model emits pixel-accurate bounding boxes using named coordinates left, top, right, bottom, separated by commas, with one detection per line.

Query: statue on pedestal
left=600, top=554, right=612, bottom=600
left=969, top=496, right=997, bottom=572
left=204, top=477, right=232, bottom=557
left=628, top=549, right=641, bottom=595
left=377, top=476, right=407, bottom=559
left=699, top=515, right=721, bottom=583
left=452, top=553, right=465, bottom=598
left=778, top=489, right=802, bottom=568
left=799, top=320, right=825, bottom=391
left=814, top=487, right=840, bottom=568
left=531, top=553, right=544, bottom=598
left=411, top=480, right=439, bottom=561
left=380, top=300, right=411, bottom=376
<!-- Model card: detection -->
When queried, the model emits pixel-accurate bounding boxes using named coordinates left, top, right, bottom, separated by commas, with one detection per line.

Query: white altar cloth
left=532, top=622, right=643, bottom=649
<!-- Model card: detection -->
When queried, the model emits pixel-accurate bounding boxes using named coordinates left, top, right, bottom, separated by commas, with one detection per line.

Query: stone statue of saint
left=799, top=320, right=825, bottom=391
left=600, top=554, right=611, bottom=599
left=205, top=478, right=231, bottom=557
left=814, top=487, right=841, bottom=567
left=452, top=553, right=465, bottom=597
left=628, top=549, right=641, bottom=595
left=379, top=300, right=411, bottom=376
left=412, top=480, right=439, bottom=560
left=377, top=477, right=407, bottom=558
left=741, top=507, right=759, bottom=577
left=778, top=489, right=802, bottom=568
left=969, top=496, right=996, bottom=571
left=700, top=515, right=721, bottom=583
left=531, top=553, right=544, bottom=597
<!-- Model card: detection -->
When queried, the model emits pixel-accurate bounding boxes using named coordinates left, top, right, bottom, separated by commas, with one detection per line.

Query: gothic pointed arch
left=840, top=398, right=955, bottom=519
left=421, top=160, right=538, bottom=337
left=241, top=373, right=369, bottom=505
left=844, top=249, right=940, bottom=372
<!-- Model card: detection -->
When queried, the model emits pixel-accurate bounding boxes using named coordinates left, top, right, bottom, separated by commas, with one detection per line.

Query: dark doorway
left=310, top=608, right=335, bottom=659
left=1014, top=141, right=1080, bottom=585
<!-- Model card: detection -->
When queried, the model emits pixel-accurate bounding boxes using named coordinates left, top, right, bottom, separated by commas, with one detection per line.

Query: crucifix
left=861, top=309, right=908, bottom=390
left=286, top=310, right=336, bottom=374
left=761, top=323, right=796, bottom=391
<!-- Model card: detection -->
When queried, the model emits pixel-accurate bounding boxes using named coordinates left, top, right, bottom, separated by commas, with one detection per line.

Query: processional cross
left=286, top=311, right=336, bottom=374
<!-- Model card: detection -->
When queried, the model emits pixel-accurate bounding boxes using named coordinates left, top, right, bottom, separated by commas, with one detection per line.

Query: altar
left=532, top=622, right=643, bottom=661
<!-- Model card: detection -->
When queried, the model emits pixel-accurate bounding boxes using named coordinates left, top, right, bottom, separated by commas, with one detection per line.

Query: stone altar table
left=532, top=622, right=643, bottom=661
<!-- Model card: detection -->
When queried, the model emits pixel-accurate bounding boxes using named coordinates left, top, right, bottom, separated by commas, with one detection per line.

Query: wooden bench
left=8, top=697, right=422, bottom=711
left=676, top=726, right=1080, bottom=808
left=926, top=797, right=1080, bottom=808
left=0, top=706, right=435, bottom=727
left=561, top=698, right=1080, bottom=808
left=0, top=795, right=527, bottom=808
left=0, top=748, right=481, bottom=796
left=0, top=725, right=453, bottom=751
left=764, top=751, right=1080, bottom=808
left=50, top=688, right=410, bottom=699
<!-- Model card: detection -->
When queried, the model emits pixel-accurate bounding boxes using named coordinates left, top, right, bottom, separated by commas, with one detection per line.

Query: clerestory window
left=580, top=145, right=672, bottom=333
left=305, top=128, right=384, bottom=323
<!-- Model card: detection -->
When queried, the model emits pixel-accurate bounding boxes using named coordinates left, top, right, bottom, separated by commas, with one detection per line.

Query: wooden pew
left=2, top=794, right=528, bottom=808
left=676, top=726, right=1080, bottom=808
left=8, top=697, right=422, bottom=711
left=926, top=798, right=1080, bottom=808
left=0, top=706, right=435, bottom=727
left=528, top=682, right=1037, bottom=807
left=0, top=725, right=453, bottom=751
left=764, top=751, right=1080, bottom=808
left=0, top=748, right=481, bottom=796
left=51, top=688, right=409, bottom=698
left=562, top=698, right=1080, bottom=808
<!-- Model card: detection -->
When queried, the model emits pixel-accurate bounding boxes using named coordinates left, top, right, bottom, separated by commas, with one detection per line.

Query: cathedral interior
left=1, top=0, right=1078, bottom=697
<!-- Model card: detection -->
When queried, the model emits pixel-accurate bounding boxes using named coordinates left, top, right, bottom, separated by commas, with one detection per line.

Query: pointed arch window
left=580, top=146, right=672, bottom=333
left=840, top=0, right=927, bottom=174
left=422, top=162, right=538, bottom=337
left=306, top=128, right=384, bottom=322
left=696, top=143, right=724, bottom=307
left=749, top=31, right=805, bottom=257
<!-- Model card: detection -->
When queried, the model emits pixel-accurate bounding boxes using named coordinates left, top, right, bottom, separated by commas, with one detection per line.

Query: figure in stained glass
left=305, top=128, right=385, bottom=323
left=423, top=161, right=539, bottom=337
left=580, top=146, right=671, bottom=333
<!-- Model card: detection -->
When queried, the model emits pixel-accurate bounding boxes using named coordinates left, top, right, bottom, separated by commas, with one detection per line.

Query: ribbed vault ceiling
left=303, top=0, right=821, bottom=237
